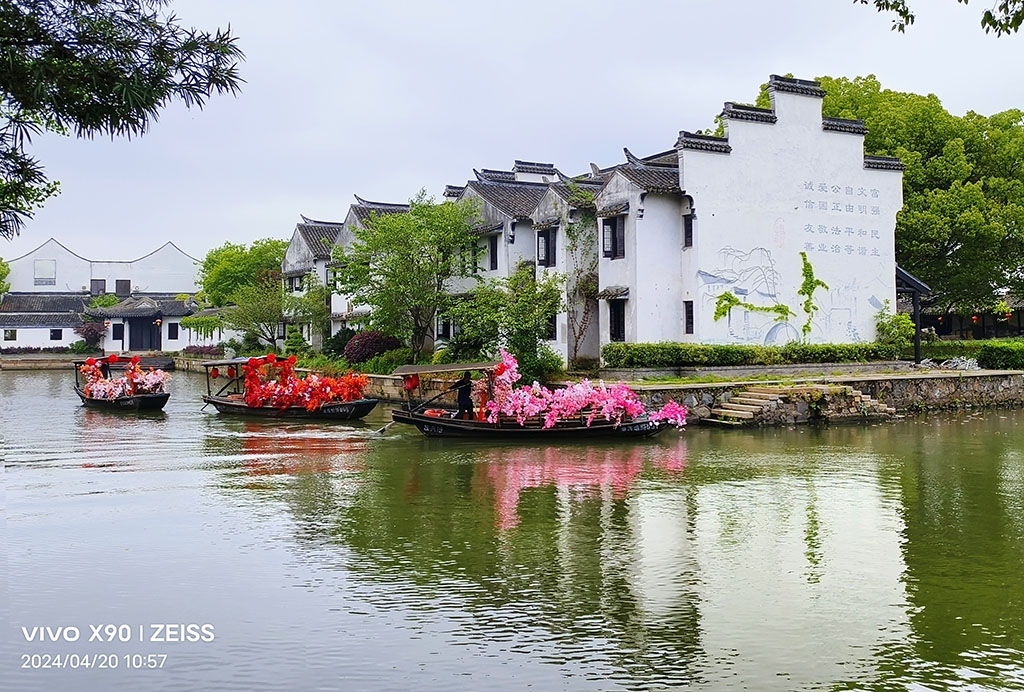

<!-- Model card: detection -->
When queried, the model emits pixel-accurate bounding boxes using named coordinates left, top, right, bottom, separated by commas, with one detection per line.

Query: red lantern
left=154, top=319, right=162, bottom=326
left=494, top=363, right=506, bottom=377
left=103, top=320, right=111, bottom=327
left=287, top=354, right=297, bottom=364
left=937, top=316, right=943, bottom=323
left=267, top=353, right=277, bottom=363
left=131, top=355, right=140, bottom=364
left=972, top=315, right=979, bottom=324
left=211, top=367, right=220, bottom=379
left=227, top=366, right=237, bottom=378
left=247, top=357, right=258, bottom=367
left=85, top=357, right=96, bottom=366
left=403, top=374, right=420, bottom=391
left=108, top=354, right=119, bottom=362
left=1007, top=312, right=1013, bottom=319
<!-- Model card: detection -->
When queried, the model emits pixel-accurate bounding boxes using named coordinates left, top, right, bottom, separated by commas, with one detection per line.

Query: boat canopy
left=392, top=361, right=501, bottom=376
left=200, top=358, right=253, bottom=367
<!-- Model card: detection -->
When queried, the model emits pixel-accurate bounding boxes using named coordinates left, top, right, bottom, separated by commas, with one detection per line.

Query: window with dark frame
left=115, top=279, right=131, bottom=297
left=90, top=279, right=106, bottom=296
left=50, top=328, right=62, bottom=340
left=168, top=322, right=179, bottom=340
left=437, top=316, right=451, bottom=340
left=683, top=214, right=694, bottom=248
left=684, top=300, right=694, bottom=334
left=609, top=300, right=626, bottom=342
left=537, top=229, right=556, bottom=268
left=602, top=217, right=625, bottom=259
left=112, top=323, right=124, bottom=341
left=489, top=235, right=498, bottom=271
left=545, top=313, right=557, bottom=341
left=3, top=329, right=15, bottom=341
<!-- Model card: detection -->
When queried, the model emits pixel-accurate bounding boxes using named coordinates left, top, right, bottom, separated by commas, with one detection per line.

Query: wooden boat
left=200, top=357, right=378, bottom=420
left=75, top=387, right=170, bottom=411
left=387, top=362, right=670, bottom=439
left=73, top=356, right=171, bottom=412
left=390, top=407, right=668, bottom=438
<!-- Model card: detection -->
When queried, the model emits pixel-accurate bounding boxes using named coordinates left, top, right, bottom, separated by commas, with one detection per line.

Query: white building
left=5, top=237, right=200, bottom=295
left=281, top=198, right=410, bottom=345
left=0, top=238, right=216, bottom=353
left=592, top=75, right=903, bottom=351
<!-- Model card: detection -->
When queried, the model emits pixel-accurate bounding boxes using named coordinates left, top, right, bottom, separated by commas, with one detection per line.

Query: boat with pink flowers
left=387, top=352, right=687, bottom=439
left=73, top=355, right=171, bottom=411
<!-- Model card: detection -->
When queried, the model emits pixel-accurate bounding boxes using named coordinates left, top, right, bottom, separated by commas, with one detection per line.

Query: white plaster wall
left=633, top=193, right=683, bottom=343
left=1, top=326, right=80, bottom=348
left=595, top=174, right=640, bottom=352
left=6, top=240, right=200, bottom=295
left=282, top=229, right=315, bottom=275
left=6, top=239, right=91, bottom=293
left=683, top=91, right=901, bottom=346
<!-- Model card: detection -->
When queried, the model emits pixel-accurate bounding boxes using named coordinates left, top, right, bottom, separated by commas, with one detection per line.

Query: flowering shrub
left=241, top=354, right=369, bottom=410
left=478, top=349, right=686, bottom=429
left=79, top=355, right=171, bottom=399
left=344, top=331, right=401, bottom=364
left=0, top=346, right=71, bottom=354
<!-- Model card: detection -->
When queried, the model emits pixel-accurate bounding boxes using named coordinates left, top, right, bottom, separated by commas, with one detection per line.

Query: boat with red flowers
left=74, top=354, right=172, bottom=411
left=200, top=354, right=379, bottom=420
left=387, top=351, right=688, bottom=439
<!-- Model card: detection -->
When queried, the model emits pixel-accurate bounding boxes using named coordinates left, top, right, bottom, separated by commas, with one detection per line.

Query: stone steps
left=730, top=396, right=772, bottom=406
left=719, top=401, right=764, bottom=413
left=710, top=407, right=755, bottom=420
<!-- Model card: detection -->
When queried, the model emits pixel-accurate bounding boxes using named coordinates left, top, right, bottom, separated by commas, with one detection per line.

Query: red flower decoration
left=266, top=353, right=277, bottom=363
left=288, top=354, right=297, bottom=364
left=85, top=357, right=96, bottom=366
left=211, top=367, right=220, bottom=379
left=494, top=363, right=506, bottom=376
left=108, top=354, right=119, bottom=362
left=247, top=357, right=258, bottom=367
left=131, top=355, right=141, bottom=364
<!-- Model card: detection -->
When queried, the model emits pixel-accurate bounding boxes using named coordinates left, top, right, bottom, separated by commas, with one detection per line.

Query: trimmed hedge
left=601, top=341, right=902, bottom=368
left=901, top=340, right=986, bottom=362
left=977, top=341, right=1024, bottom=370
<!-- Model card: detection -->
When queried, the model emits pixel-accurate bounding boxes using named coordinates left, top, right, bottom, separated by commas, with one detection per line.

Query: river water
left=3, top=369, right=1024, bottom=691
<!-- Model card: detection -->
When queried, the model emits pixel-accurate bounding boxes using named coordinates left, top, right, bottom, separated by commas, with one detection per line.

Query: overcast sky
left=3, top=0, right=1023, bottom=262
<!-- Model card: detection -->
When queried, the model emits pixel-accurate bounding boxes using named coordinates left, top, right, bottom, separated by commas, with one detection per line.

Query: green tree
left=332, top=191, right=480, bottom=362
left=747, top=74, right=1024, bottom=313
left=198, top=238, right=288, bottom=306
left=444, top=261, right=565, bottom=382
left=0, top=0, right=243, bottom=240
left=857, top=0, right=1023, bottom=35
left=283, top=324, right=310, bottom=355
left=0, top=255, right=9, bottom=293
left=221, top=278, right=283, bottom=347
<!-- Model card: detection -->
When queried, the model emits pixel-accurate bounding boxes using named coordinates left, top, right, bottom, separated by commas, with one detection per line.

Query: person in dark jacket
left=449, top=371, right=475, bottom=420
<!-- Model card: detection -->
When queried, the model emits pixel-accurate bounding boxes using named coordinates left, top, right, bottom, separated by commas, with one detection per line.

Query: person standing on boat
left=449, top=371, right=474, bottom=420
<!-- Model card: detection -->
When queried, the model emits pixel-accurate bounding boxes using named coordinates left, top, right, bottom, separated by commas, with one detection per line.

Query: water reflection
left=5, top=370, right=1024, bottom=690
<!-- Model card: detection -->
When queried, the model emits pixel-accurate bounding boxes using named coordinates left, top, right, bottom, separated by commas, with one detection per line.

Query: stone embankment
left=635, top=370, right=1024, bottom=426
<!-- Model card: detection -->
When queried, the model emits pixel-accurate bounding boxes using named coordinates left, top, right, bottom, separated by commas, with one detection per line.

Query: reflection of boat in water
left=201, top=357, right=378, bottom=421
left=75, top=387, right=170, bottom=411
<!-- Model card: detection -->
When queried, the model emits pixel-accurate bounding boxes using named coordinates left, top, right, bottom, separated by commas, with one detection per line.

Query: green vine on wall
left=181, top=315, right=222, bottom=339
left=713, top=291, right=795, bottom=322
left=797, top=252, right=829, bottom=341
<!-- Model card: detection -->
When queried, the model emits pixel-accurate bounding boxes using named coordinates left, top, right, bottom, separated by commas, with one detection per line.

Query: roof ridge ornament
left=623, top=147, right=647, bottom=167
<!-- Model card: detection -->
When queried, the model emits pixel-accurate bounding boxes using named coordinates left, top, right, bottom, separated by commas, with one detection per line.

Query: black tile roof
left=617, top=164, right=681, bottom=194
left=86, top=297, right=193, bottom=318
left=350, top=196, right=410, bottom=224
left=822, top=117, right=868, bottom=135
left=474, top=169, right=517, bottom=183
left=864, top=155, right=905, bottom=171
left=0, top=293, right=87, bottom=313
left=597, top=201, right=629, bottom=217
left=466, top=180, right=547, bottom=220
left=676, top=131, right=732, bottom=154
left=0, top=312, right=84, bottom=327
left=443, top=184, right=466, bottom=198
left=550, top=180, right=603, bottom=205
left=768, top=74, right=826, bottom=98
left=721, top=102, right=778, bottom=124
left=296, top=219, right=340, bottom=260
left=513, top=160, right=557, bottom=175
